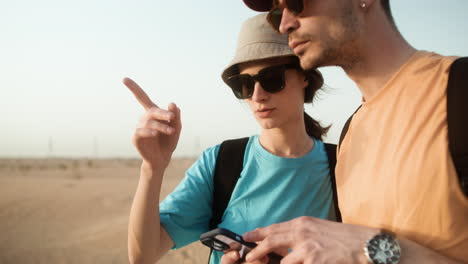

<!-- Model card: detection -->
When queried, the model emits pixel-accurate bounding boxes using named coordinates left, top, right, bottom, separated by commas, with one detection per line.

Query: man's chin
left=299, top=54, right=319, bottom=71
left=293, top=41, right=316, bottom=68
left=296, top=47, right=321, bottom=70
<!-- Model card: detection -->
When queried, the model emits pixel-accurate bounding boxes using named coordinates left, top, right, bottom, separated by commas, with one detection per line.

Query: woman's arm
left=123, top=77, right=182, bottom=264
left=128, top=162, right=174, bottom=264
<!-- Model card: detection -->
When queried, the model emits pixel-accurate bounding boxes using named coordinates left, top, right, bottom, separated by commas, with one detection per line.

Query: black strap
left=324, top=143, right=342, bottom=222
left=208, top=137, right=249, bottom=263
left=209, top=137, right=250, bottom=230
left=338, top=106, right=361, bottom=149
left=447, top=57, right=468, bottom=196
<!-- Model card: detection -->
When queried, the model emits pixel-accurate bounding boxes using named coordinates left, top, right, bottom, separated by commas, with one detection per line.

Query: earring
left=360, top=1, right=367, bottom=8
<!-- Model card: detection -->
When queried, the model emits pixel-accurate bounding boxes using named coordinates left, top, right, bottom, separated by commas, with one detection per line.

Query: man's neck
left=343, top=16, right=417, bottom=101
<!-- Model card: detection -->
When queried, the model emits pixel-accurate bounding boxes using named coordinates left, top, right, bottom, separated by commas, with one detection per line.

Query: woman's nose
left=250, top=81, right=269, bottom=102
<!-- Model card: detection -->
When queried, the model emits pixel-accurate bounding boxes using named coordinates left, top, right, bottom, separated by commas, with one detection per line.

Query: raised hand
left=123, top=77, right=182, bottom=169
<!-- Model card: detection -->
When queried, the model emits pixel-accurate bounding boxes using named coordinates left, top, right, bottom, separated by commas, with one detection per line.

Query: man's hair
left=380, top=0, right=397, bottom=27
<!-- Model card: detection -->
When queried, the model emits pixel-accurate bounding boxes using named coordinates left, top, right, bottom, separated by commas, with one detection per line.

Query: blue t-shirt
left=160, top=135, right=335, bottom=263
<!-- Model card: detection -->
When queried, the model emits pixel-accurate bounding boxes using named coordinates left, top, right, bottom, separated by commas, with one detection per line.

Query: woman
left=125, top=14, right=336, bottom=264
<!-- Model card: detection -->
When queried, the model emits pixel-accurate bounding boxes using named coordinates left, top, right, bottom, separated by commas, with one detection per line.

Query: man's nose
left=279, top=8, right=299, bottom=34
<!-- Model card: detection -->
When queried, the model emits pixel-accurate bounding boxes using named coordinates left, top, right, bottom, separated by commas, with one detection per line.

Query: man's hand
left=221, top=250, right=269, bottom=264
left=123, top=77, right=182, bottom=170
left=242, top=216, right=377, bottom=264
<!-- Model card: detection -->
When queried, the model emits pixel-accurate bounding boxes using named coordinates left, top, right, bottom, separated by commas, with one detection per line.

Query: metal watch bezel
left=364, top=231, right=401, bottom=264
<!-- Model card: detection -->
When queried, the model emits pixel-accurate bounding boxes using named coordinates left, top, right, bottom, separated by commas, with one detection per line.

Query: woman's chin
left=258, top=120, right=277, bottom=130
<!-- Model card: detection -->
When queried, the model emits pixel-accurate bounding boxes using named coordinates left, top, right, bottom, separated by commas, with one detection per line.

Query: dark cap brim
left=243, top=0, right=272, bottom=12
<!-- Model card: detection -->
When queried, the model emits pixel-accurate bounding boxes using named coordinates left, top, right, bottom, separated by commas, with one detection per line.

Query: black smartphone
left=200, top=228, right=282, bottom=263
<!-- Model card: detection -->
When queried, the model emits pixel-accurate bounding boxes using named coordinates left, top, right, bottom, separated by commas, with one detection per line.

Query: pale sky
left=1, top=0, right=467, bottom=158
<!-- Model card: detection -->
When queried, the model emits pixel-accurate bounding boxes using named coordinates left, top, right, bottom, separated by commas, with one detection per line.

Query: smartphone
left=200, top=228, right=282, bottom=263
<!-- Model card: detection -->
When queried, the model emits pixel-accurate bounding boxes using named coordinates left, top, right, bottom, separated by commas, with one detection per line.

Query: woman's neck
left=259, top=126, right=314, bottom=158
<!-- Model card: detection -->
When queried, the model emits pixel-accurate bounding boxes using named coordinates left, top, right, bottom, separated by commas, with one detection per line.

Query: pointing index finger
left=123, top=77, right=157, bottom=110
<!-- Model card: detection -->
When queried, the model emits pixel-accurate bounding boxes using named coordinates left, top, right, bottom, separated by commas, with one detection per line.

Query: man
left=222, top=0, right=468, bottom=263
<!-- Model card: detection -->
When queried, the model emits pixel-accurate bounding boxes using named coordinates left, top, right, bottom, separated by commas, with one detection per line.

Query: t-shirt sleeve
left=159, top=144, right=220, bottom=249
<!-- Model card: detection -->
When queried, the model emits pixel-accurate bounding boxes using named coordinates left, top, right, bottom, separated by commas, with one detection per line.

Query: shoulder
left=187, top=144, right=220, bottom=179
left=199, top=144, right=221, bottom=163
left=416, top=51, right=459, bottom=71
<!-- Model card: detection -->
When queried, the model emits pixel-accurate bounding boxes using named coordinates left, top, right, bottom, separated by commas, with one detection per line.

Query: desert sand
left=0, top=158, right=210, bottom=264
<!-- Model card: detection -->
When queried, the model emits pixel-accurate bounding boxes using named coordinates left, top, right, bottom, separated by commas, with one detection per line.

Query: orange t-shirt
left=336, top=51, right=468, bottom=262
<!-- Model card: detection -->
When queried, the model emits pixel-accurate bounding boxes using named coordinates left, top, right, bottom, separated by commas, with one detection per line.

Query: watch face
left=366, top=233, right=401, bottom=264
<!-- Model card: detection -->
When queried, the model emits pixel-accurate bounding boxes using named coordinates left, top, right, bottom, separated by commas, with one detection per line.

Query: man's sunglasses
left=226, top=63, right=300, bottom=99
left=267, top=0, right=304, bottom=32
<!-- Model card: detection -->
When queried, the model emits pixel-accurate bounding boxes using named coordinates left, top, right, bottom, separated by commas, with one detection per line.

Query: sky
left=1, top=0, right=467, bottom=158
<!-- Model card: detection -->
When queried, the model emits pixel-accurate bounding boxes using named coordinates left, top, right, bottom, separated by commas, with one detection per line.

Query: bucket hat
left=221, top=13, right=295, bottom=85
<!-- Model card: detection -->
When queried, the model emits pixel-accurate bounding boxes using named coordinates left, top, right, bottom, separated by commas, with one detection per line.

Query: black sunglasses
left=226, top=63, right=299, bottom=99
left=267, top=0, right=304, bottom=32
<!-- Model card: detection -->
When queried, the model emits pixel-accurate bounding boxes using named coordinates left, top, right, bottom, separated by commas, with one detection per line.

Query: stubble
left=298, top=2, right=363, bottom=71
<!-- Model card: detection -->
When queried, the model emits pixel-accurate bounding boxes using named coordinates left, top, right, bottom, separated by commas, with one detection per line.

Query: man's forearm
left=240, top=216, right=466, bottom=264
left=398, top=236, right=465, bottom=264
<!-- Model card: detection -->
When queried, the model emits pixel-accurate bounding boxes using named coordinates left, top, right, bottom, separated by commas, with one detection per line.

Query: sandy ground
left=0, top=158, right=210, bottom=264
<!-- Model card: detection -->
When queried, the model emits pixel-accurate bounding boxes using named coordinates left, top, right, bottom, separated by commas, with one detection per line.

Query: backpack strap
left=324, top=143, right=342, bottom=222
left=209, top=137, right=249, bottom=230
left=447, top=57, right=468, bottom=196
left=338, top=106, right=362, bottom=150
left=208, top=137, right=249, bottom=263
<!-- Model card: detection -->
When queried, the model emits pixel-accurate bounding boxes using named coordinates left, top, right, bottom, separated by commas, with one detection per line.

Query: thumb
left=221, top=251, right=240, bottom=264
left=168, top=102, right=181, bottom=126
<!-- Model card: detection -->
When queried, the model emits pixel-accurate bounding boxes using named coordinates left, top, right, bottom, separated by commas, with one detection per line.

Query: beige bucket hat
left=221, top=13, right=295, bottom=84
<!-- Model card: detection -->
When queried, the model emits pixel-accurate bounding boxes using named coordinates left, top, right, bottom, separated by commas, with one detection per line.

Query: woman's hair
left=290, top=57, right=330, bottom=140
left=304, top=112, right=330, bottom=141
left=303, top=69, right=324, bottom=103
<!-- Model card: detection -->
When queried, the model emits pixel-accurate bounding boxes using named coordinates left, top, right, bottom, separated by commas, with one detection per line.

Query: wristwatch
left=364, top=230, right=401, bottom=264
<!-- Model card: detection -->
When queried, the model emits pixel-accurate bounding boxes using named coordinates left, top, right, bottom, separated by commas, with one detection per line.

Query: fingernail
left=245, top=253, right=252, bottom=262
left=166, top=127, right=174, bottom=134
left=151, top=131, right=157, bottom=136
left=243, top=232, right=252, bottom=240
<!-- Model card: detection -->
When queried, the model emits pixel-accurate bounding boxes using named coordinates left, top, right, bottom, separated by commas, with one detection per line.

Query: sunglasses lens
left=227, top=75, right=254, bottom=99
left=267, top=8, right=283, bottom=32
left=268, top=0, right=304, bottom=31
left=287, top=0, right=304, bottom=14
left=258, top=66, right=284, bottom=93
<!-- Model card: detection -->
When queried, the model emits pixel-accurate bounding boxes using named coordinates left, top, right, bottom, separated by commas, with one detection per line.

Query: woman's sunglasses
left=267, top=0, right=304, bottom=32
left=226, top=63, right=299, bottom=99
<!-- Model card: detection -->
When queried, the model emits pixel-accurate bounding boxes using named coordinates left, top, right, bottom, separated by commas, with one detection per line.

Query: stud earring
left=361, top=1, right=367, bottom=8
